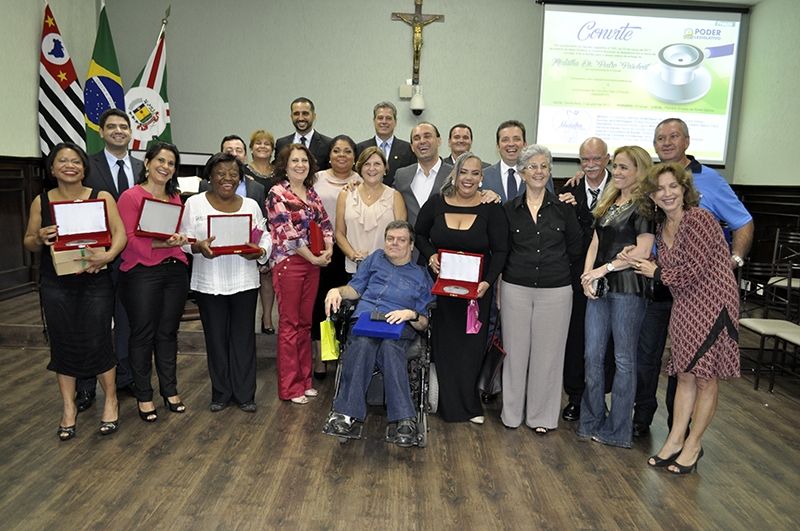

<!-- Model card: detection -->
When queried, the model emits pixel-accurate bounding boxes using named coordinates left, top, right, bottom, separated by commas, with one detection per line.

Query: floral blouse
left=267, top=179, right=334, bottom=268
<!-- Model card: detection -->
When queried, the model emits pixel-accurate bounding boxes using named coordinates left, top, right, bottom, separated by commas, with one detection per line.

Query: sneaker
left=395, top=417, right=416, bottom=447
left=328, top=412, right=353, bottom=435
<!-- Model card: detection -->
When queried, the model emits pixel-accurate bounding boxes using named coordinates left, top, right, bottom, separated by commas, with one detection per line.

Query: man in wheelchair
left=323, top=220, right=435, bottom=447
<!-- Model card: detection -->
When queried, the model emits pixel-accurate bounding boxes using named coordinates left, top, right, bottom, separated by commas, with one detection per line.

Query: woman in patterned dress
left=629, top=162, right=739, bottom=474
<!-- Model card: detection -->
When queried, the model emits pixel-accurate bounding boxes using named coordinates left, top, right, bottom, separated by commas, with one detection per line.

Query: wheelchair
left=321, top=300, right=438, bottom=447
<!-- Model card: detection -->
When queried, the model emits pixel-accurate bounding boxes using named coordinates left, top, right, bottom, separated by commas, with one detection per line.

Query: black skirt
left=41, top=271, right=117, bottom=378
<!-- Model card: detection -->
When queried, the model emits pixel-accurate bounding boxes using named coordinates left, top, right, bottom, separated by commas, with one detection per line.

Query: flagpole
left=157, top=5, right=171, bottom=42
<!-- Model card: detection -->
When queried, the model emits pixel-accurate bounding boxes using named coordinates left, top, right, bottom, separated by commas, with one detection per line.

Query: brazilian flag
left=84, top=5, right=124, bottom=155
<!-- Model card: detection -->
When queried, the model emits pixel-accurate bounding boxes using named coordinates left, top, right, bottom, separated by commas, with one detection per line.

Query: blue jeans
left=333, top=325, right=417, bottom=423
left=577, top=292, right=646, bottom=448
left=633, top=299, right=672, bottom=426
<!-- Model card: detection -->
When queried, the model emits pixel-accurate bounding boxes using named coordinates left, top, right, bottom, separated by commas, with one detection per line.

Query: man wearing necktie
left=481, top=120, right=554, bottom=204
left=355, top=101, right=416, bottom=187
left=557, top=136, right=612, bottom=423
left=274, top=97, right=332, bottom=170
left=82, top=108, right=144, bottom=410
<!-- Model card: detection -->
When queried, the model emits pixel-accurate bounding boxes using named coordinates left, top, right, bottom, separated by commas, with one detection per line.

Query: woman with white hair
left=499, top=144, right=583, bottom=433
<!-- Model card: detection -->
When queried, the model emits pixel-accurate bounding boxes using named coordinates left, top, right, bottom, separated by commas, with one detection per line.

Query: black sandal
left=533, top=427, right=549, bottom=436
left=58, top=424, right=76, bottom=441
left=163, top=397, right=186, bottom=413
left=138, top=402, right=158, bottom=422
left=100, top=404, right=120, bottom=435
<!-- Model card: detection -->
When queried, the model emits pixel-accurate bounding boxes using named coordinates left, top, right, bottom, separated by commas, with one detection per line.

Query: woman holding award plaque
left=117, top=142, right=190, bottom=422
left=415, top=152, right=508, bottom=424
left=24, top=142, right=127, bottom=440
left=267, top=144, right=334, bottom=404
left=180, top=152, right=271, bottom=413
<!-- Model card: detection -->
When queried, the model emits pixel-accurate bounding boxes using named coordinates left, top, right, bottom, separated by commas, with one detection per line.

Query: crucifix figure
left=392, top=0, right=444, bottom=83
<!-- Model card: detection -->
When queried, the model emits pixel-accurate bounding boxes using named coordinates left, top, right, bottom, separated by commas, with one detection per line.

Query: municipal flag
left=84, top=3, right=125, bottom=154
left=126, top=21, right=171, bottom=150
left=38, top=4, right=85, bottom=156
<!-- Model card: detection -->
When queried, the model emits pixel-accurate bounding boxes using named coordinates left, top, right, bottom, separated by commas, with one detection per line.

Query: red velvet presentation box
left=207, top=213, right=260, bottom=255
left=134, top=198, right=191, bottom=240
left=431, top=250, right=484, bottom=299
left=309, top=221, right=324, bottom=255
left=50, top=198, right=112, bottom=251
left=49, top=199, right=111, bottom=275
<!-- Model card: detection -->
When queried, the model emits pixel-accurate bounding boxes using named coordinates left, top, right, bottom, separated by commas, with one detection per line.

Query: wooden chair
left=771, top=228, right=800, bottom=319
left=738, top=262, right=800, bottom=390
left=739, top=262, right=794, bottom=319
left=769, top=328, right=800, bottom=392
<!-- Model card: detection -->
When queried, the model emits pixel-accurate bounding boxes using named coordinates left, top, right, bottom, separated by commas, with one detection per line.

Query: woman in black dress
left=24, top=142, right=127, bottom=440
left=415, top=152, right=508, bottom=423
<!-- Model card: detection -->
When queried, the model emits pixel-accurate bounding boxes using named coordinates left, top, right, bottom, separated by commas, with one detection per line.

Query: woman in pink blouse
left=117, top=142, right=190, bottom=422
left=267, top=144, right=334, bottom=404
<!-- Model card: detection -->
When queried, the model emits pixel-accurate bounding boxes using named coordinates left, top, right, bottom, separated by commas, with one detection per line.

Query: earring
left=145, top=169, right=150, bottom=180
left=654, top=204, right=658, bottom=213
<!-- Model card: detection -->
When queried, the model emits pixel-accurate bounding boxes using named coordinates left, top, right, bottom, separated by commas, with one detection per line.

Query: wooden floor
left=1, top=293, right=799, bottom=530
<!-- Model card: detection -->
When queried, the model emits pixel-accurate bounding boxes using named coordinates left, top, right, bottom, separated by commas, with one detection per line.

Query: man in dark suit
left=199, top=135, right=267, bottom=217
left=443, top=123, right=489, bottom=168
left=482, top=120, right=553, bottom=203
left=393, top=122, right=452, bottom=230
left=274, top=97, right=332, bottom=170
left=80, top=108, right=143, bottom=410
left=355, top=101, right=416, bottom=187
left=557, top=136, right=611, bottom=422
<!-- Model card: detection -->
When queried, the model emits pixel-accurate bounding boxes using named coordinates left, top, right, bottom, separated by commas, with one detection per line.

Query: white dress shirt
left=410, top=159, right=443, bottom=208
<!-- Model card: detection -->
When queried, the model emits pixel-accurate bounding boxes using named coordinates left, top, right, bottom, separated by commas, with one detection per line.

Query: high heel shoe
left=100, top=403, right=120, bottom=435
left=138, top=402, right=158, bottom=422
left=669, top=447, right=704, bottom=474
left=648, top=448, right=682, bottom=467
left=163, top=396, right=186, bottom=413
left=261, top=324, right=275, bottom=335
left=58, top=424, right=76, bottom=441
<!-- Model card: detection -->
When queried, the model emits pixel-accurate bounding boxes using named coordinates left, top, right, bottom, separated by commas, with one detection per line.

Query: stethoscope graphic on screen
left=645, top=43, right=734, bottom=104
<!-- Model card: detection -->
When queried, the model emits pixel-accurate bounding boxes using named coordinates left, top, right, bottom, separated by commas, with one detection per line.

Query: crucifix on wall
left=392, top=0, right=444, bottom=84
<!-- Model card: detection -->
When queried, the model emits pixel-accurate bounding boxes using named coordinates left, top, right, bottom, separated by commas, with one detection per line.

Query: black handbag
left=477, top=314, right=505, bottom=395
left=645, top=277, right=673, bottom=302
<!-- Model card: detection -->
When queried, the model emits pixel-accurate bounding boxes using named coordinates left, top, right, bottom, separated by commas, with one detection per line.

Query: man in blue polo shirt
left=632, top=117, right=753, bottom=437
left=323, top=220, right=434, bottom=447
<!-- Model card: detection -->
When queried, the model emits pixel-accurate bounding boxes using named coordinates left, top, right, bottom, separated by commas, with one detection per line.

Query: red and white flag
left=38, top=3, right=85, bottom=156
left=126, top=16, right=172, bottom=150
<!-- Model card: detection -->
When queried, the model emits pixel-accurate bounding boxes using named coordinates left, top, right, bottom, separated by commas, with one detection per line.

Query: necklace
left=606, top=198, right=632, bottom=220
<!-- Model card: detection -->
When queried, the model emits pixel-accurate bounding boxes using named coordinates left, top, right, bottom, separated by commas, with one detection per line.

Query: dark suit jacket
left=355, top=136, right=416, bottom=187
left=275, top=131, right=332, bottom=171
left=86, top=150, right=144, bottom=201
left=443, top=154, right=490, bottom=169
left=482, top=161, right=555, bottom=203
left=558, top=169, right=610, bottom=252
left=393, top=161, right=453, bottom=228
left=198, top=178, right=267, bottom=218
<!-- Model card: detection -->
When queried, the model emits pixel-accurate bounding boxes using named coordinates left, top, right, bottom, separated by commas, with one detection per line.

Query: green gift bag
left=320, top=318, right=339, bottom=361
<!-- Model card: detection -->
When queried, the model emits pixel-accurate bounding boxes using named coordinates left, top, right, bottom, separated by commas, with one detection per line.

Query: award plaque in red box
left=310, top=220, right=324, bottom=256
left=49, top=199, right=112, bottom=251
left=431, top=250, right=484, bottom=299
left=135, top=198, right=186, bottom=240
left=207, top=213, right=261, bottom=255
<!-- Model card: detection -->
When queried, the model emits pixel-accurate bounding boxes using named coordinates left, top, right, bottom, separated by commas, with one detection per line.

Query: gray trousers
left=500, top=281, right=572, bottom=429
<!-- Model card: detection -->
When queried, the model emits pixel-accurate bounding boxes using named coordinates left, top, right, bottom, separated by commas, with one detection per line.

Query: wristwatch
left=731, top=254, right=744, bottom=268
left=606, top=262, right=616, bottom=272
left=409, top=310, right=420, bottom=322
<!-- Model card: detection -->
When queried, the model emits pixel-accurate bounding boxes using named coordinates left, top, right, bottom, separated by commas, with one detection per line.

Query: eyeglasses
left=525, top=164, right=549, bottom=172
